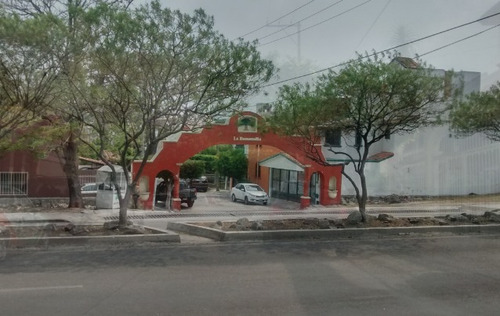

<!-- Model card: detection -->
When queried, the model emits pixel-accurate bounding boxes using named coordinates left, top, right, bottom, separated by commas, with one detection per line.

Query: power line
left=261, top=10, right=500, bottom=87
left=259, top=0, right=373, bottom=47
left=258, top=0, right=343, bottom=41
left=356, top=0, right=392, bottom=49
left=236, top=0, right=315, bottom=39
left=419, top=23, right=500, bottom=57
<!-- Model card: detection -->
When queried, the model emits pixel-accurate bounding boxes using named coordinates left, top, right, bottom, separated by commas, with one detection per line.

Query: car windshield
left=246, top=185, right=263, bottom=192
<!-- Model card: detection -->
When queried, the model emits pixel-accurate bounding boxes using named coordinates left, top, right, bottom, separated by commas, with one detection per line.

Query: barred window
left=325, top=129, right=341, bottom=147
left=0, top=172, right=28, bottom=195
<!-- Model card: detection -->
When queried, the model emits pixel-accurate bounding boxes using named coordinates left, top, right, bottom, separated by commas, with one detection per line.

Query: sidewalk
left=1, top=200, right=499, bottom=226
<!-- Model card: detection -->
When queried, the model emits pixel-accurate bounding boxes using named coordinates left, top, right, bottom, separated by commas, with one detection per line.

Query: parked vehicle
left=190, top=178, right=209, bottom=192
left=231, top=183, right=268, bottom=205
left=81, top=183, right=97, bottom=196
left=179, top=180, right=197, bottom=207
left=155, top=179, right=197, bottom=207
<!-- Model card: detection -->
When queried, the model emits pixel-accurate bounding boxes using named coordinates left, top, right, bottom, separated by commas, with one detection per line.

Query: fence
left=79, top=170, right=97, bottom=186
left=0, top=172, right=28, bottom=196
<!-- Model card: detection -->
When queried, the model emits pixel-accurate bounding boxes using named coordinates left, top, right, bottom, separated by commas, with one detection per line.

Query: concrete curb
left=0, top=226, right=180, bottom=249
left=167, top=222, right=500, bottom=241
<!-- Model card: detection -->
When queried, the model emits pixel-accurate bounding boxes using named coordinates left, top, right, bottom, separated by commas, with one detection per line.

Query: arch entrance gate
left=132, top=112, right=342, bottom=210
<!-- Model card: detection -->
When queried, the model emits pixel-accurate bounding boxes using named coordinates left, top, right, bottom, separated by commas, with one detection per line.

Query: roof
left=367, top=151, right=394, bottom=162
left=391, top=57, right=419, bottom=69
left=97, top=165, right=124, bottom=173
left=327, top=151, right=394, bottom=163
left=79, top=156, right=105, bottom=165
left=259, top=153, right=305, bottom=172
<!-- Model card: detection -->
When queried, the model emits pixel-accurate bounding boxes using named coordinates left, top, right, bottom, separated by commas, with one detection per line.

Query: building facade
left=0, top=150, right=68, bottom=198
left=322, top=60, right=500, bottom=197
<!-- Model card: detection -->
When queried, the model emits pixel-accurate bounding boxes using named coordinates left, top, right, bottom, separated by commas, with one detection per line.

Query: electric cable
left=236, top=0, right=315, bottom=39
left=261, top=10, right=500, bottom=87
left=356, top=0, right=392, bottom=49
left=419, top=23, right=500, bottom=57
left=258, top=0, right=343, bottom=41
left=259, top=0, right=373, bottom=47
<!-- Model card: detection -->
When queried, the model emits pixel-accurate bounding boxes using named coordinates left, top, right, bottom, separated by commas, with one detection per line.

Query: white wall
left=326, top=69, right=500, bottom=197
left=340, top=126, right=500, bottom=196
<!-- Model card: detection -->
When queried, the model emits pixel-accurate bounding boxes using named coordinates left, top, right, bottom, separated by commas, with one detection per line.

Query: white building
left=322, top=58, right=500, bottom=197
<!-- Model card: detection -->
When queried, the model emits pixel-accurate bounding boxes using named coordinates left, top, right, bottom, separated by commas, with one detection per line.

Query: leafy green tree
left=268, top=54, right=445, bottom=221
left=216, top=147, right=248, bottom=182
left=67, top=1, right=273, bottom=226
left=0, top=10, right=62, bottom=155
left=199, top=147, right=218, bottom=156
left=450, top=81, right=500, bottom=141
left=180, top=160, right=205, bottom=180
left=190, top=154, right=217, bottom=174
left=1, top=0, right=135, bottom=208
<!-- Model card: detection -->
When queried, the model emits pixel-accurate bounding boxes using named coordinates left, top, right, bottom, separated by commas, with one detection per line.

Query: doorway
left=309, top=172, right=320, bottom=205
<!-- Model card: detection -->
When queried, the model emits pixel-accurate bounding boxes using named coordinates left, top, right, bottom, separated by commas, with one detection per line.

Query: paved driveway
left=189, top=189, right=301, bottom=213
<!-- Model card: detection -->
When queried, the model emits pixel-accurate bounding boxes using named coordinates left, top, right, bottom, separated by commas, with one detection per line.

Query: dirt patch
left=0, top=205, right=89, bottom=214
left=195, top=212, right=500, bottom=231
left=0, top=223, right=161, bottom=239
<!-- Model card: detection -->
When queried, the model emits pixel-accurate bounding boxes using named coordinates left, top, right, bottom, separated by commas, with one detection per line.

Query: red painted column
left=320, top=175, right=330, bottom=206
left=300, top=166, right=311, bottom=209
left=319, top=168, right=342, bottom=206
left=171, top=176, right=181, bottom=211
left=143, top=175, right=155, bottom=210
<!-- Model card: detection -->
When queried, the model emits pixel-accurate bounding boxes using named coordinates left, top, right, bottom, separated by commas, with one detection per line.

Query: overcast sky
left=158, top=0, right=500, bottom=94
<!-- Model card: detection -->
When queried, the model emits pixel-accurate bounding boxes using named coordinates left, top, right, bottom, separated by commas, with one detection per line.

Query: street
left=1, top=234, right=500, bottom=315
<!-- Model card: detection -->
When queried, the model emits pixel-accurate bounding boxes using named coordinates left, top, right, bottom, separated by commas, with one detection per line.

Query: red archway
left=132, top=112, right=342, bottom=210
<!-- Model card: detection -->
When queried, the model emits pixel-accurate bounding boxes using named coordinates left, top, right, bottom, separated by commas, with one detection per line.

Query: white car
left=231, top=183, right=268, bottom=205
left=81, top=183, right=97, bottom=196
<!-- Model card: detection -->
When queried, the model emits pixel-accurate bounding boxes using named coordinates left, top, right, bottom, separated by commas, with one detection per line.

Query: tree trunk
left=118, top=185, right=132, bottom=227
left=358, top=171, right=368, bottom=222
left=61, top=133, right=83, bottom=208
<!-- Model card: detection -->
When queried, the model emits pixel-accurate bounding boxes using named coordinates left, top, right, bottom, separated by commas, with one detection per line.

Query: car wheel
left=263, top=202, right=267, bottom=206
left=244, top=196, right=249, bottom=205
left=231, top=194, right=237, bottom=202
left=187, top=199, right=194, bottom=208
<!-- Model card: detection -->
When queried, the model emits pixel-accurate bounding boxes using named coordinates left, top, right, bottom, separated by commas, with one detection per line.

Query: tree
left=1, top=0, right=135, bottom=208
left=450, top=81, right=500, bottom=141
left=0, top=10, right=62, bottom=155
left=191, top=153, right=218, bottom=174
left=216, top=147, right=248, bottom=182
left=180, top=160, right=205, bottom=180
left=268, top=54, right=445, bottom=221
left=67, top=1, right=273, bottom=226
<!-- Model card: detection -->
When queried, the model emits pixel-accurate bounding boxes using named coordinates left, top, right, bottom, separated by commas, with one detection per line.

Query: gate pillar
left=172, top=176, right=181, bottom=211
left=300, top=166, right=312, bottom=209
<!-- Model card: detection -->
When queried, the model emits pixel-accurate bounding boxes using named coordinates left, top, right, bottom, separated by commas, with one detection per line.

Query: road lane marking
left=0, top=285, right=83, bottom=293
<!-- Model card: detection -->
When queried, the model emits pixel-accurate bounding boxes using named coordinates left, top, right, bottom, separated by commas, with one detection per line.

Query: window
left=254, top=163, right=261, bottom=178
left=325, top=129, right=341, bottom=147
left=328, top=176, right=338, bottom=199
left=0, top=172, right=28, bottom=195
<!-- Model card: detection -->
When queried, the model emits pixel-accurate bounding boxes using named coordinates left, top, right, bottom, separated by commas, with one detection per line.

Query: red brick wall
left=247, top=145, right=281, bottom=193
left=0, top=151, right=68, bottom=197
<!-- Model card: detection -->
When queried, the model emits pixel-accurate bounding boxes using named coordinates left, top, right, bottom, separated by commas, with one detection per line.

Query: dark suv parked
left=190, top=178, right=209, bottom=192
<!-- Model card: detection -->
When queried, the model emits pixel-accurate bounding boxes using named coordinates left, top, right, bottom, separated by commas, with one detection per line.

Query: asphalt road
left=1, top=235, right=500, bottom=316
